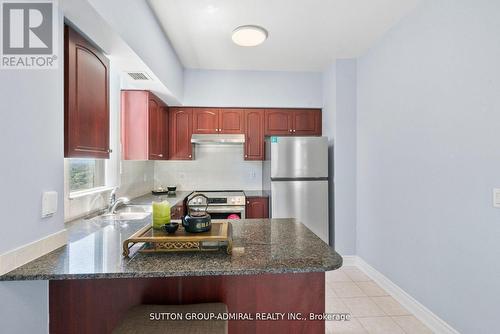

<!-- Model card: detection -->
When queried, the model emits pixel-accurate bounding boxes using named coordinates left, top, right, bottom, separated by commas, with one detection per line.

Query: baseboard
left=340, top=255, right=358, bottom=267
left=349, top=256, right=459, bottom=334
left=0, top=229, right=68, bottom=276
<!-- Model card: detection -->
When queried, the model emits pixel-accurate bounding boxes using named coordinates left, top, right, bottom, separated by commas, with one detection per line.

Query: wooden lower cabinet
left=170, top=203, right=185, bottom=219
left=49, top=272, right=325, bottom=334
left=246, top=197, right=269, bottom=218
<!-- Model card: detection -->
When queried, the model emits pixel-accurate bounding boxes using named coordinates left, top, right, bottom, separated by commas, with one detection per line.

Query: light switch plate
left=42, top=191, right=58, bottom=218
left=493, top=189, right=500, bottom=208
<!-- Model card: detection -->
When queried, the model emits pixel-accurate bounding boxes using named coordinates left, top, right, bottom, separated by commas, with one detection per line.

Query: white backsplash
left=118, top=160, right=155, bottom=198
left=155, top=145, right=262, bottom=190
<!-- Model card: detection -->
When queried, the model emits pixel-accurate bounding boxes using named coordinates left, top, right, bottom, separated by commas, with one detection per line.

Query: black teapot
left=182, top=194, right=211, bottom=233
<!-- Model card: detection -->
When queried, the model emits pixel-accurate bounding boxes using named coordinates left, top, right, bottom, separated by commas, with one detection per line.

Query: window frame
left=65, top=158, right=110, bottom=199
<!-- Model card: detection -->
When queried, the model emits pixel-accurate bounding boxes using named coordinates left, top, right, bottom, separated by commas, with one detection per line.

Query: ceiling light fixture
left=231, top=25, right=268, bottom=47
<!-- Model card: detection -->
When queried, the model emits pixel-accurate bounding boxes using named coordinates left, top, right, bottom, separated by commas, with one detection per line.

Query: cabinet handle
left=289, top=129, right=292, bottom=132
left=293, top=129, right=296, bottom=133
left=188, top=155, right=192, bottom=158
left=245, top=154, right=248, bottom=158
left=107, top=149, right=113, bottom=153
left=247, top=201, right=250, bottom=204
left=159, top=154, right=163, bottom=157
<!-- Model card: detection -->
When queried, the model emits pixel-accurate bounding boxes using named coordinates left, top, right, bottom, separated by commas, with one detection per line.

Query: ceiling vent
left=126, top=72, right=152, bottom=81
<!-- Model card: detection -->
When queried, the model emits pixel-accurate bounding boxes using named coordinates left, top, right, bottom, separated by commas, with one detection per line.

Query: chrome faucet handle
left=109, top=187, right=118, bottom=206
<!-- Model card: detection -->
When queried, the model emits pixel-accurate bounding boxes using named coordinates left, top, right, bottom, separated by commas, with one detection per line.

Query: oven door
left=190, top=205, right=246, bottom=219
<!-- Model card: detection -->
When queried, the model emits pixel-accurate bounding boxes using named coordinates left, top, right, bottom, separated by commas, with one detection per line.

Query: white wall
left=357, top=0, right=500, bottom=332
left=155, top=146, right=262, bottom=191
left=0, top=3, right=64, bottom=333
left=86, top=0, right=184, bottom=101
left=334, top=60, right=357, bottom=255
left=322, top=64, right=336, bottom=246
left=183, top=69, right=322, bottom=107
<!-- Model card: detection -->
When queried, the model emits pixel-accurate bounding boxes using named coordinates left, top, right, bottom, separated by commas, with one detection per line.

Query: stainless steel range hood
left=191, top=134, right=245, bottom=145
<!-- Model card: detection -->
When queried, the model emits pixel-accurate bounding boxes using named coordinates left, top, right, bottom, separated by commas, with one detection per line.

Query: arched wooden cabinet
left=64, top=25, right=110, bottom=159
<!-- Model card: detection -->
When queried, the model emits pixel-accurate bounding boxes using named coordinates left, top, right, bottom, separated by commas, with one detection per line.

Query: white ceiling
left=148, top=0, right=420, bottom=72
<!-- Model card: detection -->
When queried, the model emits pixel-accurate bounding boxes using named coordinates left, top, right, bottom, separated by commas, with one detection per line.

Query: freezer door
left=271, top=180, right=329, bottom=243
left=271, top=137, right=328, bottom=179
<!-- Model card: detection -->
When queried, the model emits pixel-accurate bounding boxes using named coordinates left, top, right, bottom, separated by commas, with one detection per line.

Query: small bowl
left=167, top=186, right=177, bottom=193
left=163, top=222, right=179, bottom=234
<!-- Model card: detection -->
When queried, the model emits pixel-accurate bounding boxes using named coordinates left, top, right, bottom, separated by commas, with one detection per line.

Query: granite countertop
left=243, top=190, right=270, bottom=198
left=0, top=217, right=342, bottom=281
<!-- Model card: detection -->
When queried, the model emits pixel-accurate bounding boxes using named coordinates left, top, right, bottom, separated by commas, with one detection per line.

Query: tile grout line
left=328, top=267, right=421, bottom=334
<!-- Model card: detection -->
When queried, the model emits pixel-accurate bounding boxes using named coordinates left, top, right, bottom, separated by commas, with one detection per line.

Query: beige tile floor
left=325, top=266, right=433, bottom=334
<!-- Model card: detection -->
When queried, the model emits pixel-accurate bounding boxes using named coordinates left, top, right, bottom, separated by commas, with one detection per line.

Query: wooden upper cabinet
left=293, top=109, right=322, bottom=136
left=264, top=109, right=293, bottom=136
left=147, top=97, right=167, bottom=160
left=192, top=108, right=219, bottom=134
left=244, top=109, right=265, bottom=160
left=121, top=90, right=167, bottom=160
left=220, top=109, right=245, bottom=134
left=64, top=25, right=110, bottom=159
left=169, top=108, right=193, bottom=160
left=264, top=109, right=321, bottom=136
left=246, top=197, right=269, bottom=218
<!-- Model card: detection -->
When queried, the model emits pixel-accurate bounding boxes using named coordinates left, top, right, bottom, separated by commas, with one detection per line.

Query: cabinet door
left=264, top=109, right=293, bottom=136
left=148, top=97, right=164, bottom=160
left=192, top=108, right=219, bottom=134
left=293, top=109, right=322, bottom=136
left=162, top=106, right=169, bottom=159
left=244, top=109, right=265, bottom=160
left=246, top=197, right=269, bottom=218
left=169, top=108, right=193, bottom=160
left=220, top=109, right=244, bottom=134
left=65, top=25, right=110, bottom=158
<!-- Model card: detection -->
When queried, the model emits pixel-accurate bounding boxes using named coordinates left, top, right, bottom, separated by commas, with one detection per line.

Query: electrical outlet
left=42, top=191, right=58, bottom=218
left=493, top=189, right=500, bottom=208
left=250, top=171, right=256, bottom=179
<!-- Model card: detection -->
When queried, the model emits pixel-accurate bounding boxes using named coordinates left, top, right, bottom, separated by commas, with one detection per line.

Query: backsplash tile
left=155, top=145, right=262, bottom=190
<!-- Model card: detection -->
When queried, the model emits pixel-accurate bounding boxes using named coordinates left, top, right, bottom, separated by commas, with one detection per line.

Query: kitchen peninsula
left=1, top=214, right=342, bottom=333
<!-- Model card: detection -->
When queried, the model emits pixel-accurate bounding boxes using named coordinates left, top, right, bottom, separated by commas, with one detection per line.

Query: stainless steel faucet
left=108, top=187, right=129, bottom=214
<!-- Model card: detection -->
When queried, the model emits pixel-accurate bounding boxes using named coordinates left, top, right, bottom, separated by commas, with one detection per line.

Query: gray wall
left=334, top=60, right=357, bottom=255
left=357, top=0, right=500, bottom=332
left=322, top=60, right=358, bottom=254
left=0, top=4, right=64, bottom=333
left=322, top=64, right=336, bottom=246
left=87, top=0, right=184, bottom=100
left=183, top=69, right=323, bottom=107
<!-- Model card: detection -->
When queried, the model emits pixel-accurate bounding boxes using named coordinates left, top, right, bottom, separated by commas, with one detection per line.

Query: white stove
left=187, top=190, right=246, bottom=219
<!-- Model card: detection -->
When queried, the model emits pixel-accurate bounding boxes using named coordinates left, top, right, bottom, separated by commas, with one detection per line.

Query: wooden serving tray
left=123, top=222, right=232, bottom=257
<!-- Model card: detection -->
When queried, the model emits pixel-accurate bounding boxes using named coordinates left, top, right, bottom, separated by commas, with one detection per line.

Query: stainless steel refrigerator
left=263, top=136, right=329, bottom=243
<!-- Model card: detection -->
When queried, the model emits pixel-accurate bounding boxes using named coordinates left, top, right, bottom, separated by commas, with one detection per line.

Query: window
left=67, top=159, right=106, bottom=192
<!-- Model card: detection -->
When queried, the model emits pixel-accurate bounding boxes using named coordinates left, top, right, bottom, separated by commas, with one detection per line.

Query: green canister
left=152, top=200, right=171, bottom=229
